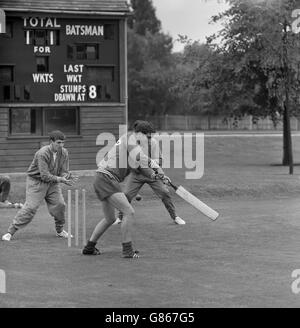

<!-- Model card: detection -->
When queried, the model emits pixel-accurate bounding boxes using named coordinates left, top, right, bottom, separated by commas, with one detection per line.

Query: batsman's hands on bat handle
left=153, top=166, right=164, bottom=175
left=153, top=172, right=171, bottom=185
left=153, top=172, right=165, bottom=180
left=162, top=175, right=172, bottom=185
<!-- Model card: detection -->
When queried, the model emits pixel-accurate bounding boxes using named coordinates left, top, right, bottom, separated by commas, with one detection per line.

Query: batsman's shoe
left=56, top=230, right=73, bottom=238
left=123, top=250, right=139, bottom=259
left=16, top=203, right=24, bottom=209
left=82, top=246, right=101, bottom=255
left=13, top=203, right=23, bottom=209
left=174, top=216, right=186, bottom=225
left=113, top=217, right=122, bottom=225
left=2, top=233, right=12, bottom=241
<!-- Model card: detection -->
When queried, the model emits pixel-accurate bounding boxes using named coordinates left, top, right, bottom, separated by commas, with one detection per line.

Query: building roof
left=0, top=0, right=131, bottom=14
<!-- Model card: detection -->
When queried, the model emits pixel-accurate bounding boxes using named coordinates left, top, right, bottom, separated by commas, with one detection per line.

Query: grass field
left=1, top=132, right=300, bottom=308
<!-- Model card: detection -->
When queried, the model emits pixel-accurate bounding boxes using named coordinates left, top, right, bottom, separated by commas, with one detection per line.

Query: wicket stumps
left=67, top=189, right=86, bottom=247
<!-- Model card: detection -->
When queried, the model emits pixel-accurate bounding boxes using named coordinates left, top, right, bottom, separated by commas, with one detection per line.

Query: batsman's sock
left=86, top=240, right=97, bottom=248
left=122, top=241, right=139, bottom=258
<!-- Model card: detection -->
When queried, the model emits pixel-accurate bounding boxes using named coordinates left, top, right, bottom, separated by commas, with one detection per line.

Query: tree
left=128, top=0, right=161, bottom=35
left=127, top=0, right=176, bottom=122
left=208, top=0, right=300, bottom=174
left=170, top=38, right=218, bottom=115
left=128, top=29, right=176, bottom=119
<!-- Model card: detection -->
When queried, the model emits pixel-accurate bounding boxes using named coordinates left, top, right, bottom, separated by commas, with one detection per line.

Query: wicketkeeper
left=2, top=130, right=77, bottom=241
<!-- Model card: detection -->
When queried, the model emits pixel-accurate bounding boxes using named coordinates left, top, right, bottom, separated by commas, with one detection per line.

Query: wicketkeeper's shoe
left=0, top=201, right=13, bottom=208
left=82, top=246, right=101, bottom=255
left=56, top=230, right=73, bottom=238
left=174, top=216, right=186, bottom=225
left=2, top=233, right=12, bottom=241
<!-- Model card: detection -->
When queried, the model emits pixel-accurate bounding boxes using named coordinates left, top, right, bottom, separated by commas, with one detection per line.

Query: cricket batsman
left=114, top=120, right=185, bottom=225
left=82, top=122, right=170, bottom=258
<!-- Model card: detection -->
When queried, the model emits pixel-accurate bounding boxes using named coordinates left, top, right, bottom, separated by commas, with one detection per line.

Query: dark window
left=67, top=44, right=99, bottom=60
left=36, top=56, right=49, bottom=72
left=104, top=24, right=114, bottom=40
left=86, top=45, right=98, bottom=60
left=0, top=66, right=13, bottom=82
left=9, top=107, right=80, bottom=136
left=35, top=30, right=46, bottom=46
left=3, top=85, right=11, bottom=100
left=14, top=85, right=21, bottom=100
left=1, top=82, right=31, bottom=102
left=0, top=66, right=14, bottom=100
left=67, top=45, right=73, bottom=59
left=76, top=44, right=86, bottom=60
left=10, top=108, right=42, bottom=135
left=86, top=66, right=116, bottom=101
left=44, top=108, right=79, bottom=135
left=24, top=85, right=31, bottom=100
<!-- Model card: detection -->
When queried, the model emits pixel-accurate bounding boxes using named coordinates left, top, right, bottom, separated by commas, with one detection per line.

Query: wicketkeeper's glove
left=61, top=173, right=79, bottom=186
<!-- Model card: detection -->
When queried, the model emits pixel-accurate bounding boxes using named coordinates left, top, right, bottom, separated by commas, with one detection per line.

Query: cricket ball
left=135, top=194, right=142, bottom=201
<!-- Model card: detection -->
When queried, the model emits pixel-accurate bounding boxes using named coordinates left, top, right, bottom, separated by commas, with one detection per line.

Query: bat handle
left=164, top=177, right=177, bottom=191
left=154, top=171, right=178, bottom=190
left=168, top=181, right=178, bottom=191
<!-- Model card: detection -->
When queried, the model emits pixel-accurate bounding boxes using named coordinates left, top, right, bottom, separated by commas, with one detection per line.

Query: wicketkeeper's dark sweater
left=27, top=145, right=69, bottom=183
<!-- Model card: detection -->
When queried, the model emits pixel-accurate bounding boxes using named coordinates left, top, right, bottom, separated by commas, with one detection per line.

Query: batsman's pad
left=175, top=186, right=219, bottom=221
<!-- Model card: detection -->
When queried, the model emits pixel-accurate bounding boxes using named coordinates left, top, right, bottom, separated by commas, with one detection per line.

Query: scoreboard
left=0, top=15, right=120, bottom=103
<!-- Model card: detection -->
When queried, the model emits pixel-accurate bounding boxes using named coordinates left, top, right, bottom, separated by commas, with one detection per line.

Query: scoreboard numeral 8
left=89, top=85, right=97, bottom=99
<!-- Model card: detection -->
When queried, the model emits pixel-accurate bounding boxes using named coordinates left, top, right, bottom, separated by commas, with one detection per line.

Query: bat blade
left=176, top=186, right=219, bottom=221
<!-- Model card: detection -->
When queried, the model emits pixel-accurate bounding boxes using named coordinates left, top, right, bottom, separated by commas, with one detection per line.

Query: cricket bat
left=166, top=178, right=219, bottom=221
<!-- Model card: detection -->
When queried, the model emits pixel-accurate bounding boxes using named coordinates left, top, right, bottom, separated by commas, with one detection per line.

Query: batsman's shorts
left=94, top=172, right=122, bottom=201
